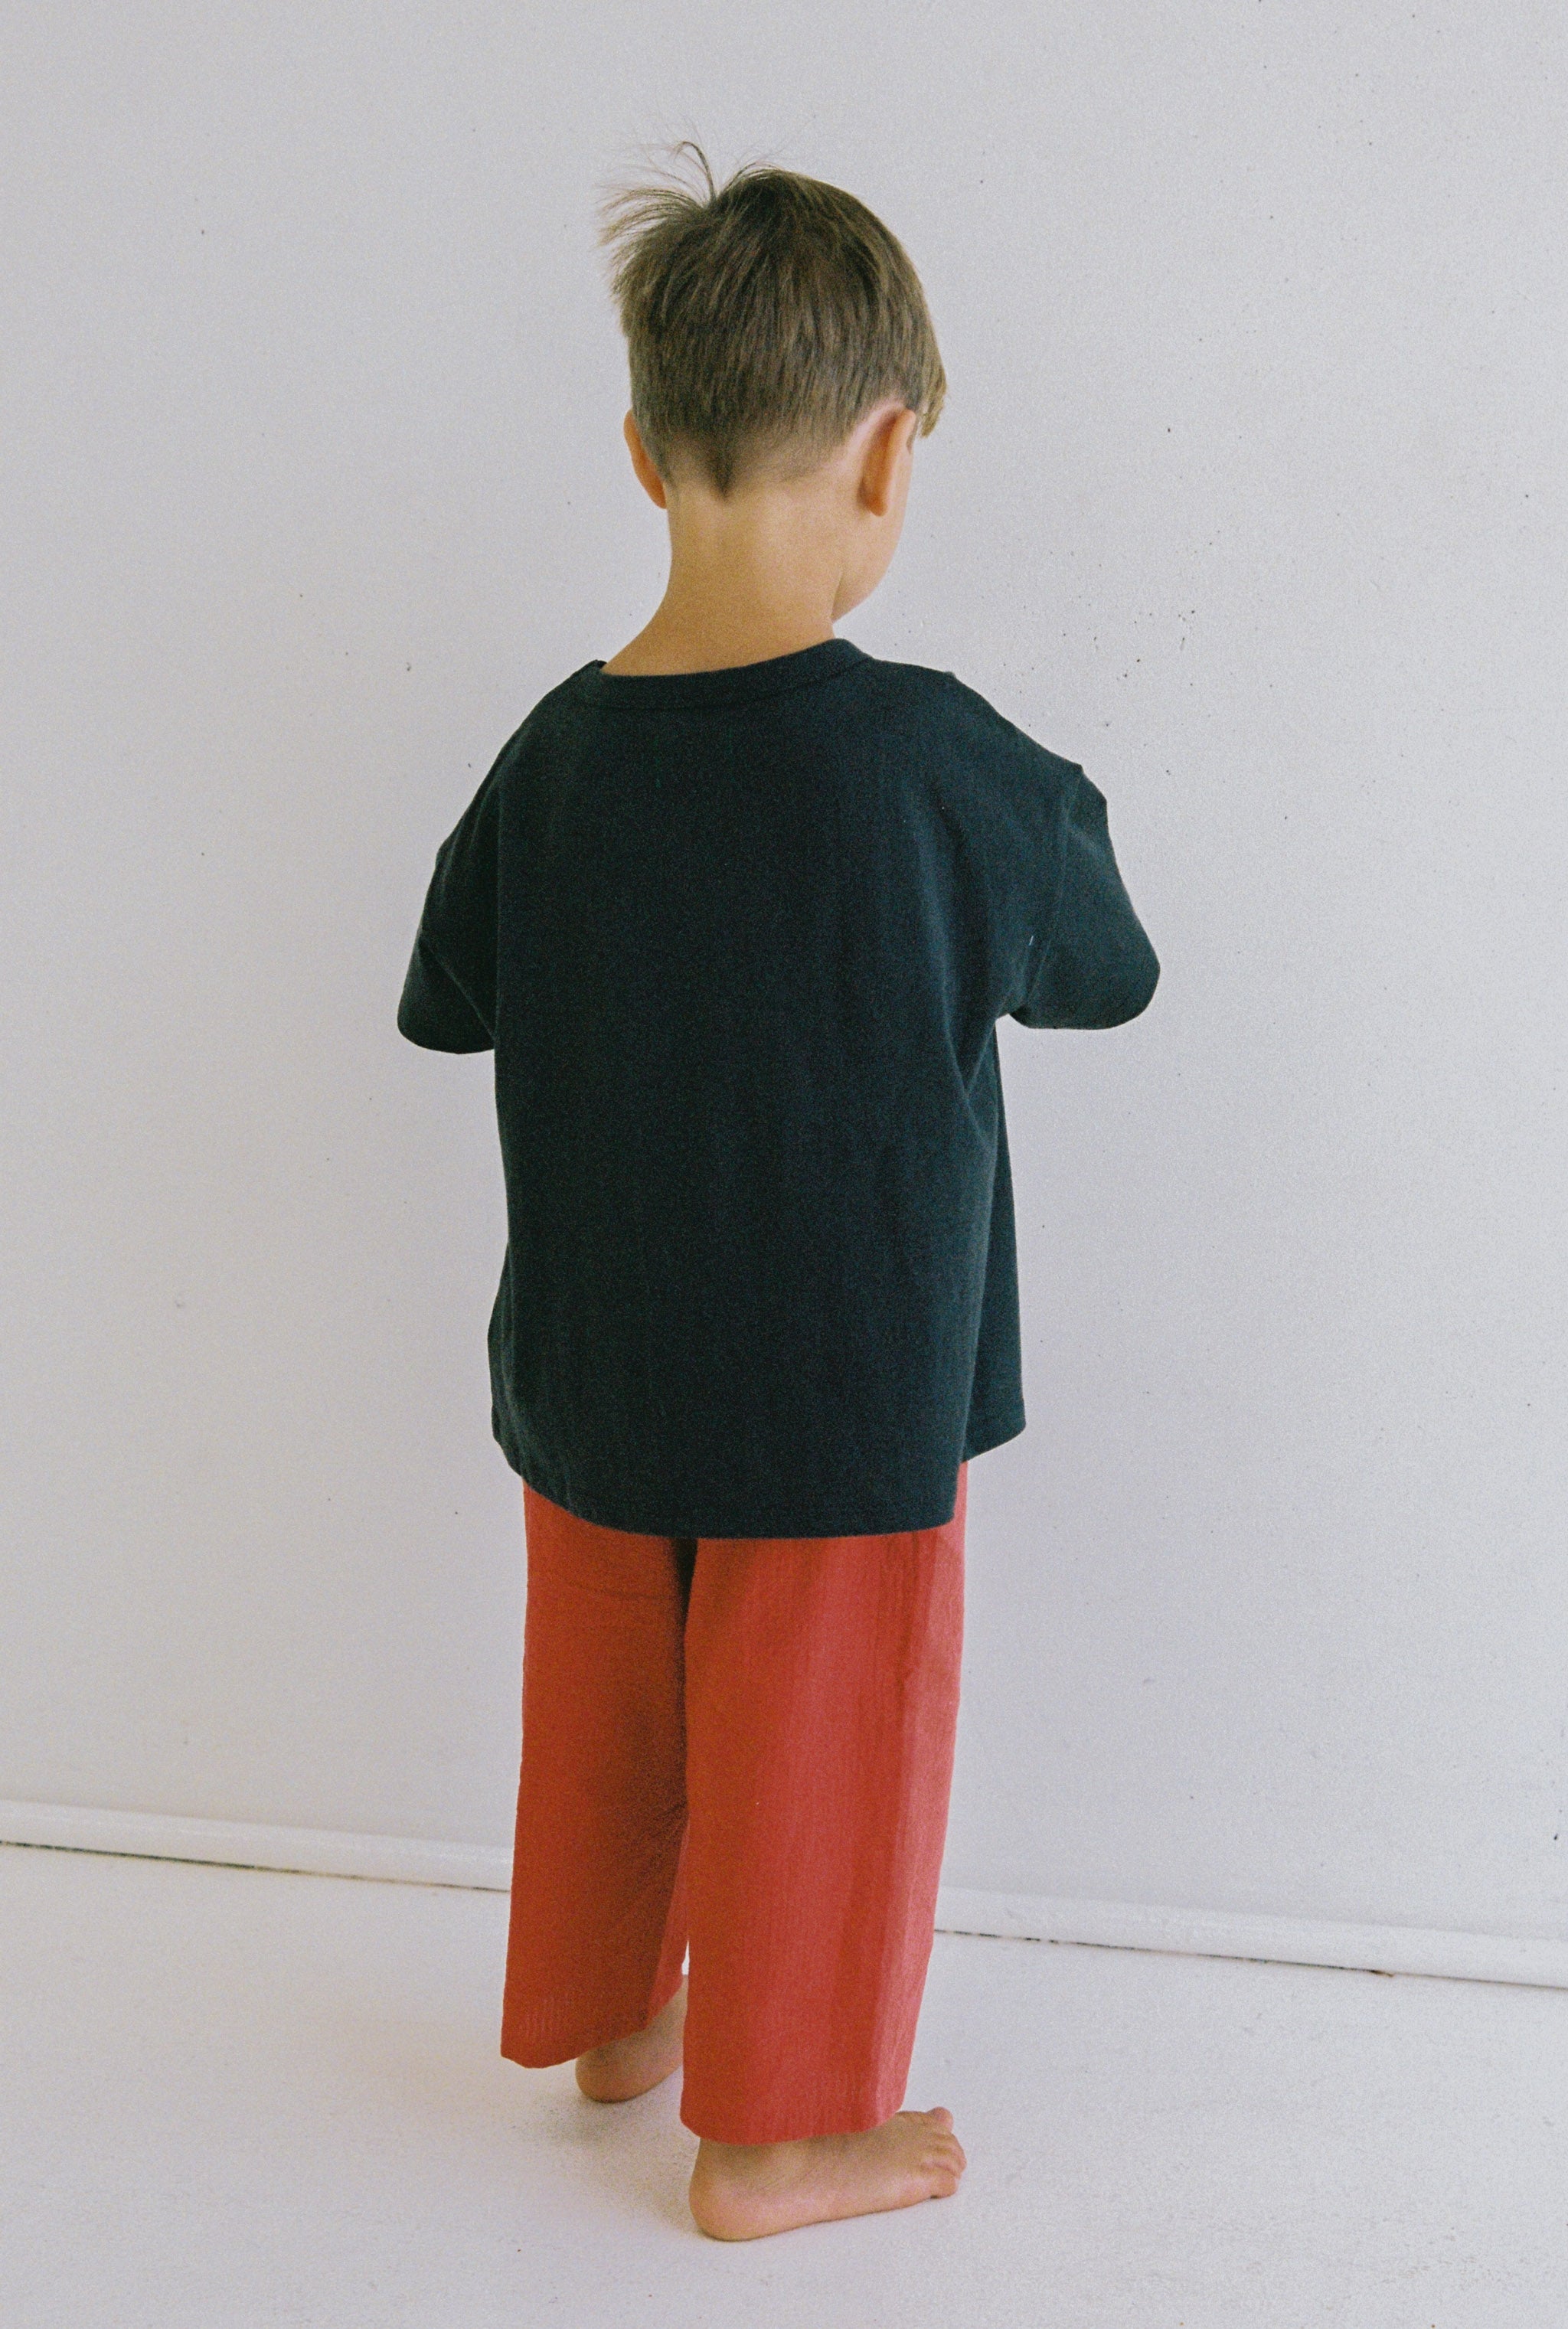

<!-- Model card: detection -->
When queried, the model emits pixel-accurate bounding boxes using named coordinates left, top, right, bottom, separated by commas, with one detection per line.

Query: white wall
left=3, top=4, right=1564, bottom=1939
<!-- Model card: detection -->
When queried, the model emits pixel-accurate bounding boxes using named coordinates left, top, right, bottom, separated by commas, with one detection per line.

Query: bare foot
left=688, top=2108, right=966, bottom=2240
left=574, top=1978, right=688, bottom=2103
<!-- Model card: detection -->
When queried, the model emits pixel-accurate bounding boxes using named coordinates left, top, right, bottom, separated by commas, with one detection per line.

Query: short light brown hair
left=596, top=142, right=946, bottom=498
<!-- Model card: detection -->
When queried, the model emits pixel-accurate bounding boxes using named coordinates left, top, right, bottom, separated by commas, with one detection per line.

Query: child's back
left=398, top=634, right=1157, bottom=1541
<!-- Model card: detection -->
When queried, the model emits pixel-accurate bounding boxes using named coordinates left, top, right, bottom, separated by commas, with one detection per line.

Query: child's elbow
left=1113, top=937, right=1160, bottom=1024
left=1076, top=934, right=1161, bottom=1028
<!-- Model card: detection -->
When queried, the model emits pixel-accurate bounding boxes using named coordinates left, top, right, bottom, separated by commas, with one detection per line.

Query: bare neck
left=603, top=492, right=848, bottom=675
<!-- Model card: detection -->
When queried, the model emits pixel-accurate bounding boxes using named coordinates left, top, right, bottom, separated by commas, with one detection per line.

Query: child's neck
left=603, top=489, right=848, bottom=676
left=602, top=603, right=836, bottom=677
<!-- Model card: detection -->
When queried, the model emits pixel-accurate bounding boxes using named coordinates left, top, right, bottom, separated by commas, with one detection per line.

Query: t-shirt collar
left=572, top=635, right=868, bottom=710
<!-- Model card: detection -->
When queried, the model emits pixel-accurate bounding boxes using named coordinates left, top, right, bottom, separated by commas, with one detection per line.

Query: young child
left=397, top=145, right=1159, bottom=2242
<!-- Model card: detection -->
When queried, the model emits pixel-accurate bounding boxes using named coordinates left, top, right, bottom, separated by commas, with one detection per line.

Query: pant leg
left=678, top=1462, right=967, bottom=2144
left=499, top=1482, right=691, bottom=2066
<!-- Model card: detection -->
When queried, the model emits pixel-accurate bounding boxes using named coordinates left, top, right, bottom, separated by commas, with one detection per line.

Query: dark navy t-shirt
left=397, top=636, right=1159, bottom=1539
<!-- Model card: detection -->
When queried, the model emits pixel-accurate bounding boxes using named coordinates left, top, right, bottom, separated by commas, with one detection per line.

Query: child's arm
left=396, top=765, right=501, bottom=1053
left=397, top=929, right=493, bottom=1052
left=1010, top=766, right=1160, bottom=1030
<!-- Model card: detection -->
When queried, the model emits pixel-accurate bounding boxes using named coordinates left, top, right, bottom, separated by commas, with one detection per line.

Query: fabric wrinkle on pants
left=500, top=1463, right=967, bottom=2145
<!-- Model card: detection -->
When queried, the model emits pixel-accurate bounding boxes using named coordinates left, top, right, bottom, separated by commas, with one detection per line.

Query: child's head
left=596, top=143, right=946, bottom=506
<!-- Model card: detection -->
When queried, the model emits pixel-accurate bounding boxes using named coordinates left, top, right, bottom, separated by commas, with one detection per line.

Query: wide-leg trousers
left=499, top=1462, right=967, bottom=2144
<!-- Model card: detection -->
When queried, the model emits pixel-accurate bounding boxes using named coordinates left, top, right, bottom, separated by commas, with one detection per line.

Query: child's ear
left=859, top=403, right=915, bottom=518
left=623, top=412, right=669, bottom=511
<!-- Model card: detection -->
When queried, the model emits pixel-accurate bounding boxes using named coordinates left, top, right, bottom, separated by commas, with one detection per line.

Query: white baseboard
left=0, top=1800, right=513, bottom=1891
left=5, top=1798, right=1566, bottom=1992
left=932, top=1886, right=1568, bottom=1991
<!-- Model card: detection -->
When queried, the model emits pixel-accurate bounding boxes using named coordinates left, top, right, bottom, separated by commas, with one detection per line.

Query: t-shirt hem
left=489, top=1400, right=1025, bottom=1540
left=961, top=1403, right=1026, bottom=1462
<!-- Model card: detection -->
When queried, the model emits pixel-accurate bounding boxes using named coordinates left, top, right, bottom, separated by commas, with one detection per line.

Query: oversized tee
left=397, top=636, right=1159, bottom=1538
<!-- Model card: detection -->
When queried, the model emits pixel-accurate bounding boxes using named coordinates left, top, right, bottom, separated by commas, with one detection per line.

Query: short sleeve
left=397, top=769, right=501, bottom=1053
left=1010, top=766, right=1160, bottom=1029
left=398, top=929, right=492, bottom=1052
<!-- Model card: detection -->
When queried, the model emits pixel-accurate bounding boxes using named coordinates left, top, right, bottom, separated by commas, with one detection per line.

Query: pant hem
left=501, top=1966, right=687, bottom=2069
left=678, top=2089, right=904, bottom=2145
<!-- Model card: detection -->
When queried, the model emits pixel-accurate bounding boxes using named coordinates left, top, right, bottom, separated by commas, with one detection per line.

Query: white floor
left=2, top=1843, right=1563, bottom=2327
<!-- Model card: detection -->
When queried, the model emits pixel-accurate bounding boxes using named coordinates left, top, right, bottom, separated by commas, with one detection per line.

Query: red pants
left=500, top=1464, right=967, bottom=2144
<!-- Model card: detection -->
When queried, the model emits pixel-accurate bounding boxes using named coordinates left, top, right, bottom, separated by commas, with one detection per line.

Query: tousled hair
left=596, top=142, right=946, bottom=498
